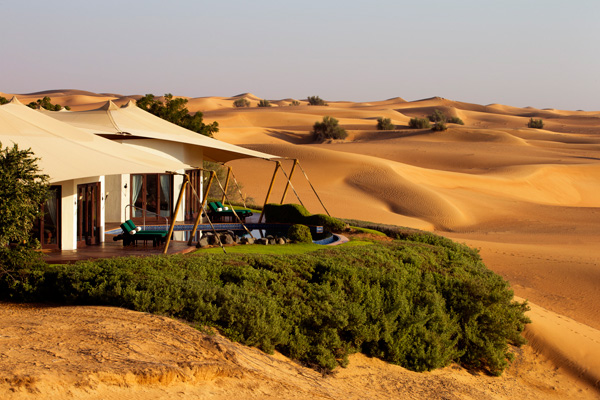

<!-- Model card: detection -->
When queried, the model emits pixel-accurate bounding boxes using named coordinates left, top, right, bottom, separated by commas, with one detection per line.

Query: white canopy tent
left=42, top=100, right=276, bottom=163
left=1, top=98, right=190, bottom=182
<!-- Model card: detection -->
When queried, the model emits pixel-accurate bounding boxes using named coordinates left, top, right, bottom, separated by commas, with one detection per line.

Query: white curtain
left=160, top=175, right=171, bottom=217
left=131, top=175, right=143, bottom=218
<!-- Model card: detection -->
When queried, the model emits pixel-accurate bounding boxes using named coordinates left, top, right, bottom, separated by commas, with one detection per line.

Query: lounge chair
left=215, top=201, right=253, bottom=218
left=113, top=220, right=168, bottom=247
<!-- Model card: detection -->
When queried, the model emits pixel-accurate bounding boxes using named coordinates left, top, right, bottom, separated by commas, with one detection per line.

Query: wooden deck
left=43, top=237, right=197, bottom=264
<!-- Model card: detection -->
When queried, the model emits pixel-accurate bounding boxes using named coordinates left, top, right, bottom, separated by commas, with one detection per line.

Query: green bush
left=26, top=96, right=70, bottom=111
left=376, top=117, right=395, bottom=130
left=307, top=96, right=328, bottom=106
left=428, top=109, right=447, bottom=123
left=258, top=99, right=272, bottom=107
left=312, top=116, right=348, bottom=140
left=527, top=118, right=544, bottom=129
left=287, top=224, right=313, bottom=243
left=432, top=122, right=448, bottom=131
left=1, top=238, right=530, bottom=375
left=0, top=96, right=8, bottom=105
left=409, top=117, right=431, bottom=129
left=233, top=98, right=251, bottom=108
left=448, top=116, right=464, bottom=125
left=264, top=203, right=345, bottom=232
left=289, top=100, right=301, bottom=106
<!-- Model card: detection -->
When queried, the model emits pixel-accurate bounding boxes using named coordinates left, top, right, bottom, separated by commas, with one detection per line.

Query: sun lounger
left=113, top=220, right=168, bottom=247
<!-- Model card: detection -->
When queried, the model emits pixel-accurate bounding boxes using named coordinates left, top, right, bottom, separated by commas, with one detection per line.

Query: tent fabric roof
left=42, top=100, right=277, bottom=163
left=0, top=99, right=190, bottom=183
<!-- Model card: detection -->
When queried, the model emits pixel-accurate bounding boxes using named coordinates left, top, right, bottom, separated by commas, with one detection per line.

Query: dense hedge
left=1, top=237, right=529, bottom=375
left=264, top=203, right=346, bottom=232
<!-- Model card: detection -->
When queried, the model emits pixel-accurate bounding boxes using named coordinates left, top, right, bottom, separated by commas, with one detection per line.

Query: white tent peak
left=122, top=99, right=137, bottom=108
left=99, top=100, right=119, bottom=111
left=9, top=96, right=23, bottom=105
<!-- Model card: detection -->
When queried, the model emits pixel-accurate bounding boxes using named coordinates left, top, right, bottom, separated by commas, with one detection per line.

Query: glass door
left=130, top=174, right=173, bottom=223
left=32, top=185, right=61, bottom=249
left=77, top=182, right=101, bottom=246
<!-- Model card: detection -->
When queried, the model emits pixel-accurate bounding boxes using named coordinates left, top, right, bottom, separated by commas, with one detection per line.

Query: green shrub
left=0, top=96, right=8, bottom=105
left=409, top=117, right=431, bottom=129
left=307, top=96, right=328, bottom=106
left=264, top=203, right=345, bottom=233
left=287, top=224, right=313, bottom=243
left=289, top=100, right=301, bottom=106
left=432, top=122, right=448, bottom=131
left=258, top=99, right=272, bottom=107
left=233, top=98, right=251, bottom=108
left=527, top=118, right=544, bottom=129
left=428, top=109, right=447, bottom=123
left=376, top=117, right=395, bottom=130
left=1, top=238, right=529, bottom=376
left=312, top=116, right=348, bottom=140
left=448, top=116, right=464, bottom=125
left=26, top=96, right=68, bottom=111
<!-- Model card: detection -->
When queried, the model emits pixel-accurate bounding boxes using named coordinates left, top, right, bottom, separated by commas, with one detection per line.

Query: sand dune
left=3, top=90, right=600, bottom=398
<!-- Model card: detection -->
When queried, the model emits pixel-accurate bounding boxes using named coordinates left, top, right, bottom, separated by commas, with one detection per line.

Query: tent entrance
left=32, top=185, right=61, bottom=249
left=130, top=174, right=173, bottom=223
left=77, top=182, right=101, bottom=246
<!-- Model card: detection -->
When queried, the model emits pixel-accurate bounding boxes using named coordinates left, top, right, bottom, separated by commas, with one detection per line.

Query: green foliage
left=287, top=224, right=313, bottom=243
left=428, top=109, right=447, bottom=123
left=290, top=100, right=301, bottom=106
left=203, top=161, right=251, bottom=205
left=448, top=116, right=464, bottom=125
left=312, top=116, right=348, bottom=140
left=26, top=96, right=68, bottom=111
left=527, top=118, right=544, bottom=129
left=257, top=99, right=272, bottom=107
left=1, top=238, right=530, bottom=375
left=376, top=117, right=395, bottom=130
left=137, top=93, right=218, bottom=137
left=0, top=96, right=8, bottom=105
left=0, top=143, right=50, bottom=282
left=307, top=96, right=328, bottom=106
left=233, top=98, right=251, bottom=108
left=264, top=203, right=345, bottom=232
left=409, top=117, right=431, bottom=129
left=432, top=122, right=448, bottom=131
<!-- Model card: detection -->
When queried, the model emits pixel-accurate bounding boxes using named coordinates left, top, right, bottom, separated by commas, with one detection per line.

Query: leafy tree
left=233, top=98, right=251, bottom=108
left=0, top=96, right=8, bottom=105
left=289, top=100, right=301, bottom=106
left=257, top=99, right=272, bottom=107
left=376, top=117, right=395, bottom=130
left=312, top=116, right=347, bottom=140
left=0, top=143, right=49, bottom=280
left=527, top=118, right=544, bottom=129
left=428, top=109, right=447, bottom=123
left=307, top=96, right=328, bottom=106
left=137, top=93, right=218, bottom=137
left=409, top=117, right=431, bottom=129
left=448, top=116, right=464, bottom=125
left=26, top=96, right=70, bottom=111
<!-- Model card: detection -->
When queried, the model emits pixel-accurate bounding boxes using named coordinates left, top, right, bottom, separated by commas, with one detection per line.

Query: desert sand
left=1, top=90, right=600, bottom=398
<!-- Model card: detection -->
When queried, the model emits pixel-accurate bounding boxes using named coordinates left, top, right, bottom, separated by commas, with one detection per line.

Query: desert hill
left=2, top=89, right=600, bottom=398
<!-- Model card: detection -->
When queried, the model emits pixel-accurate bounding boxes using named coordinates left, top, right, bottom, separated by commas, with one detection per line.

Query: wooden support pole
left=220, top=166, right=232, bottom=203
left=187, top=170, right=215, bottom=246
left=163, top=174, right=189, bottom=254
left=280, top=159, right=298, bottom=204
left=258, top=161, right=281, bottom=223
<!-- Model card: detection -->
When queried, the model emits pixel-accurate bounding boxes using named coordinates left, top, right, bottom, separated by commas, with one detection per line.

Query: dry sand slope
left=3, top=90, right=600, bottom=398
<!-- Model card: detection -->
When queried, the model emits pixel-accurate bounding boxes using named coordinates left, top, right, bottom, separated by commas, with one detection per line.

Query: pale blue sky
left=2, top=0, right=599, bottom=110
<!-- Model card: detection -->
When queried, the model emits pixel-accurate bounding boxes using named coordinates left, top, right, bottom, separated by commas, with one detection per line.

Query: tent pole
left=258, top=161, right=280, bottom=223
left=220, top=165, right=232, bottom=203
left=163, top=174, right=189, bottom=254
left=280, top=159, right=298, bottom=204
left=187, top=170, right=215, bottom=246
